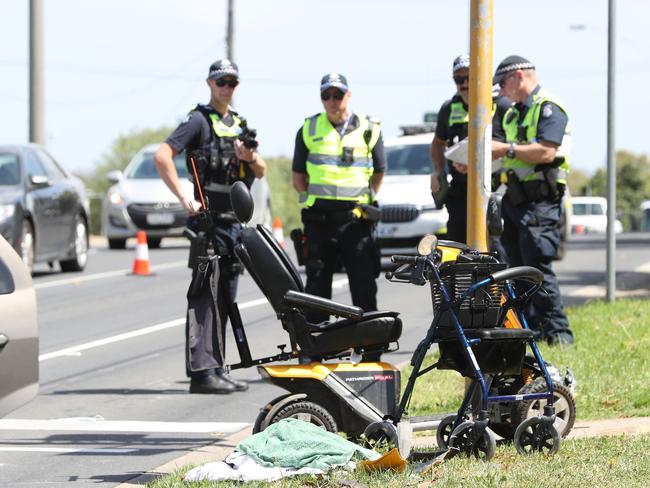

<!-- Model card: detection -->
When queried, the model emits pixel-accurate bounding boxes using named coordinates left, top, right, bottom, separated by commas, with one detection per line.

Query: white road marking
left=38, top=277, right=349, bottom=362
left=0, top=447, right=139, bottom=454
left=34, top=260, right=187, bottom=289
left=0, top=418, right=249, bottom=434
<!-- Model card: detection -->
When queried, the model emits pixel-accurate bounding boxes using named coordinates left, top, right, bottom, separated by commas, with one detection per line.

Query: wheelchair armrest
left=283, top=290, right=363, bottom=319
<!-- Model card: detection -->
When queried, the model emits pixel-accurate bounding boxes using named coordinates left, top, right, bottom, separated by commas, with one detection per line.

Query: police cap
left=320, top=73, right=349, bottom=93
left=493, top=55, right=535, bottom=84
left=452, top=54, right=470, bottom=73
left=208, top=59, right=239, bottom=80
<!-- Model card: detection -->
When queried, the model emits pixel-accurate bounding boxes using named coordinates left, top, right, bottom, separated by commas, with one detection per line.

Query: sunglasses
left=498, top=72, right=516, bottom=88
left=453, top=75, right=469, bottom=85
left=321, top=91, right=345, bottom=101
left=215, top=78, right=239, bottom=88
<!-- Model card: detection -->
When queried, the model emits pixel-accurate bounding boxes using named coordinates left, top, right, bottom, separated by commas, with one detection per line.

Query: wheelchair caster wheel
left=363, top=420, right=398, bottom=447
left=514, top=416, right=561, bottom=455
left=448, top=421, right=496, bottom=461
left=436, top=415, right=457, bottom=449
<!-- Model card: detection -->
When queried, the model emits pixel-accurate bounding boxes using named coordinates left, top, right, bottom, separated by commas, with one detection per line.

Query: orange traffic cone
left=132, top=231, right=152, bottom=276
left=272, top=217, right=286, bottom=248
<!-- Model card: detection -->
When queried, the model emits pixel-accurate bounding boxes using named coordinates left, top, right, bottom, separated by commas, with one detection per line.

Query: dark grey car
left=0, top=144, right=89, bottom=273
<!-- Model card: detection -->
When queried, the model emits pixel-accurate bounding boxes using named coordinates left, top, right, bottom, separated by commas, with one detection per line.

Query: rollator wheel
left=363, top=420, right=398, bottom=448
left=436, top=415, right=457, bottom=449
left=512, top=379, right=576, bottom=438
left=448, top=421, right=496, bottom=461
left=514, top=417, right=561, bottom=455
left=272, top=400, right=338, bottom=433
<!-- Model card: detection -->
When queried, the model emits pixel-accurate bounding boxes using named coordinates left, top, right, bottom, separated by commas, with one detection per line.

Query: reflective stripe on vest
left=449, top=101, right=468, bottom=127
left=502, top=88, right=571, bottom=183
left=302, top=112, right=380, bottom=207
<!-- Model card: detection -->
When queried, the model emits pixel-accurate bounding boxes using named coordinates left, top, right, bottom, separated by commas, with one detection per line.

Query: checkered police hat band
left=495, top=62, right=535, bottom=77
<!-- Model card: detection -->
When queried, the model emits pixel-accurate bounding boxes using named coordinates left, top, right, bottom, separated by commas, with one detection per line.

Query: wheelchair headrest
left=229, top=181, right=254, bottom=224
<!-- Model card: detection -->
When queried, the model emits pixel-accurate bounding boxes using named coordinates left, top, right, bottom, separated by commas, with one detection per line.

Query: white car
left=377, top=129, right=448, bottom=255
left=102, top=144, right=272, bottom=249
left=570, top=196, right=622, bottom=235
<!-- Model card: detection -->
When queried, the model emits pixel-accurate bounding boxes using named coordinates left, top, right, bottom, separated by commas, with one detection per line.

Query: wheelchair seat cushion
left=305, top=312, right=402, bottom=357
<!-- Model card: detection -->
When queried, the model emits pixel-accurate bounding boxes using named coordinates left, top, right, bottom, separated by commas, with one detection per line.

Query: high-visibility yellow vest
left=301, top=112, right=380, bottom=207
left=502, top=88, right=571, bottom=183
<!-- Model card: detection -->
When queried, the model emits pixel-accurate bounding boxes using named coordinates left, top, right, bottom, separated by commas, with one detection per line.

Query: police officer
left=155, top=59, right=267, bottom=392
left=491, top=55, right=573, bottom=346
left=430, top=54, right=512, bottom=244
left=292, top=73, right=385, bottom=324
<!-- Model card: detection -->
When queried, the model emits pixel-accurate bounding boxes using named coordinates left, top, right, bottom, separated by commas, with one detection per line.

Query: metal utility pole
left=29, top=0, right=45, bottom=145
left=467, top=0, right=493, bottom=251
left=606, top=0, right=616, bottom=302
left=226, top=0, right=234, bottom=60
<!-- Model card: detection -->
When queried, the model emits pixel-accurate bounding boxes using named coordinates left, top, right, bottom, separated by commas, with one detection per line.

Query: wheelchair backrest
left=235, top=224, right=304, bottom=315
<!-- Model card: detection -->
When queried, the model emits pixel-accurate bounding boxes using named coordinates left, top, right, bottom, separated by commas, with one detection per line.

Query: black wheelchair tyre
left=514, top=417, right=561, bottom=455
left=436, top=415, right=457, bottom=449
left=449, top=421, right=496, bottom=461
left=271, top=400, right=338, bottom=433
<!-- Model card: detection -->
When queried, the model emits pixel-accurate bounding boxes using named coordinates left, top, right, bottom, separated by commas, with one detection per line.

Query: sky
left=2, top=0, right=649, bottom=178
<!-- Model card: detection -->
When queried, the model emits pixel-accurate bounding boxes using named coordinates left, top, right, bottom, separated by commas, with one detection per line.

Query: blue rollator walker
left=383, top=235, right=563, bottom=459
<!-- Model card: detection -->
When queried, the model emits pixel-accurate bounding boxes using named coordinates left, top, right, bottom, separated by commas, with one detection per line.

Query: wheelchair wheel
left=449, top=421, right=496, bottom=461
left=511, top=379, right=576, bottom=438
left=514, top=417, right=561, bottom=455
left=271, top=400, right=338, bottom=433
left=436, top=415, right=457, bottom=449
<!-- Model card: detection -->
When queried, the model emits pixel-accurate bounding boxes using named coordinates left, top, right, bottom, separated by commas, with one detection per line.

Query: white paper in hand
left=444, top=138, right=469, bottom=165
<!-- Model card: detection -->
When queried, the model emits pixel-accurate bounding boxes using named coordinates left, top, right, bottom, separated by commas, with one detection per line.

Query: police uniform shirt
left=436, top=94, right=513, bottom=144
left=508, top=85, right=568, bottom=146
left=166, top=105, right=236, bottom=152
left=165, top=105, right=239, bottom=212
left=292, top=113, right=386, bottom=211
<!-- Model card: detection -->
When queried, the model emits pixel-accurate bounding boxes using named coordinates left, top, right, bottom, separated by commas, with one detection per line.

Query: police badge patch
left=542, top=104, right=553, bottom=118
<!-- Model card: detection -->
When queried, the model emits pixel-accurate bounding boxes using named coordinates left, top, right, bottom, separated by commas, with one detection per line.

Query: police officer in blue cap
left=491, top=55, right=573, bottom=346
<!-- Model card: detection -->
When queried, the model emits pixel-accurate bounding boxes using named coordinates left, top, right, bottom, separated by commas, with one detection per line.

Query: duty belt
left=301, top=208, right=356, bottom=224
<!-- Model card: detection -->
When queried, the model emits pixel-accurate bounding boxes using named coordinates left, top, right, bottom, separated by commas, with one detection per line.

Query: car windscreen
left=573, top=203, right=604, bottom=216
left=0, top=153, right=20, bottom=186
left=385, top=143, right=431, bottom=175
left=125, top=152, right=188, bottom=179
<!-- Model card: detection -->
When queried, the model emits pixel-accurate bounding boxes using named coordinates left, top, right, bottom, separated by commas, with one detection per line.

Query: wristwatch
left=506, top=143, right=516, bottom=159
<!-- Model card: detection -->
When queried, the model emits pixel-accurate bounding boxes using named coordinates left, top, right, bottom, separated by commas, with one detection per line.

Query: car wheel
left=108, top=238, right=127, bottom=250
left=19, top=220, right=35, bottom=274
left=148, top=237, right=162, bottom=249
left=60, top=215, right=88, bottom=272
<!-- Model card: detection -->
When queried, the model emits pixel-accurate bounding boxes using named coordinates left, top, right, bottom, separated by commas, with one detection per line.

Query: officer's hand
left=182, top=198, right=203, bottom=215
left=452, top=162, right=468, bottom=174
left=430, top=173, right=440, bottom=193
left=234, top=139, right=257, bottom=164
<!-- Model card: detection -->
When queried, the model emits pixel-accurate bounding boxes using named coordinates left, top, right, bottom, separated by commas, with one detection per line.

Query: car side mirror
left=107, top=170, right=123, bottom=184
left=29, top=175, right=51, bottom=188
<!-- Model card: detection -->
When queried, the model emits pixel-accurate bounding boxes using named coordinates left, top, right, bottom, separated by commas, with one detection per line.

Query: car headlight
left=108, top=191, right=125, bottom=205
left=0, top=204, right=16, bottom=223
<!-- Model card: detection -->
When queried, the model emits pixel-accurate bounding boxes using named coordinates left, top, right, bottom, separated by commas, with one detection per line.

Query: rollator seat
left=434, top=327, right=534, bottom=342
left=229, top=181, right=401, bottom=359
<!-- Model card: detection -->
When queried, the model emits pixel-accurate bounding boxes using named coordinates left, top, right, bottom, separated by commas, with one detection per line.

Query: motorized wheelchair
left=224, top=182, right=574, bottom=459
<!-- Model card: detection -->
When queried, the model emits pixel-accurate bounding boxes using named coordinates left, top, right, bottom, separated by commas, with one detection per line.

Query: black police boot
left=215, top=367, right=248, bottom=392
left=189, top=373, right=236, bottom=394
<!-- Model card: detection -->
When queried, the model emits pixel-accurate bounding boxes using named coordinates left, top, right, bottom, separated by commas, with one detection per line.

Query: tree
left=586, top=150, right=650, bottom=230
left=566, top=168, right=590, bottom=196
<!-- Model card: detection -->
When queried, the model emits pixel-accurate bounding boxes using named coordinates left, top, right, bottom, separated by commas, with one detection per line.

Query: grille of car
left=380, top=204, right=421, bottom=223
left=127, top=202, right=187, bottom=229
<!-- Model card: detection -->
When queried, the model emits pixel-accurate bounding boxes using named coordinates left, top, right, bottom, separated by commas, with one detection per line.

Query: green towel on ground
left=236, top=418, right=380, bottom=470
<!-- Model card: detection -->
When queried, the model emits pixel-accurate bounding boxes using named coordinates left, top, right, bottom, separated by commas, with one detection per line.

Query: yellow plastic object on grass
left=359, top=448, right=406, bottom=473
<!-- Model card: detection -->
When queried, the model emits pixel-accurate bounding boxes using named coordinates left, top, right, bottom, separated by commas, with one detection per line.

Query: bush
left=265, top=156, right=302, bottom=233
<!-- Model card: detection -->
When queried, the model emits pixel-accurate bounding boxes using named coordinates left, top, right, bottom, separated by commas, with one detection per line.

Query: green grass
left=146, top=299, right=650, bottom=487
left=147, top=434, right=650, bottom=487
left=405, top=298, right=650, bottom=420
